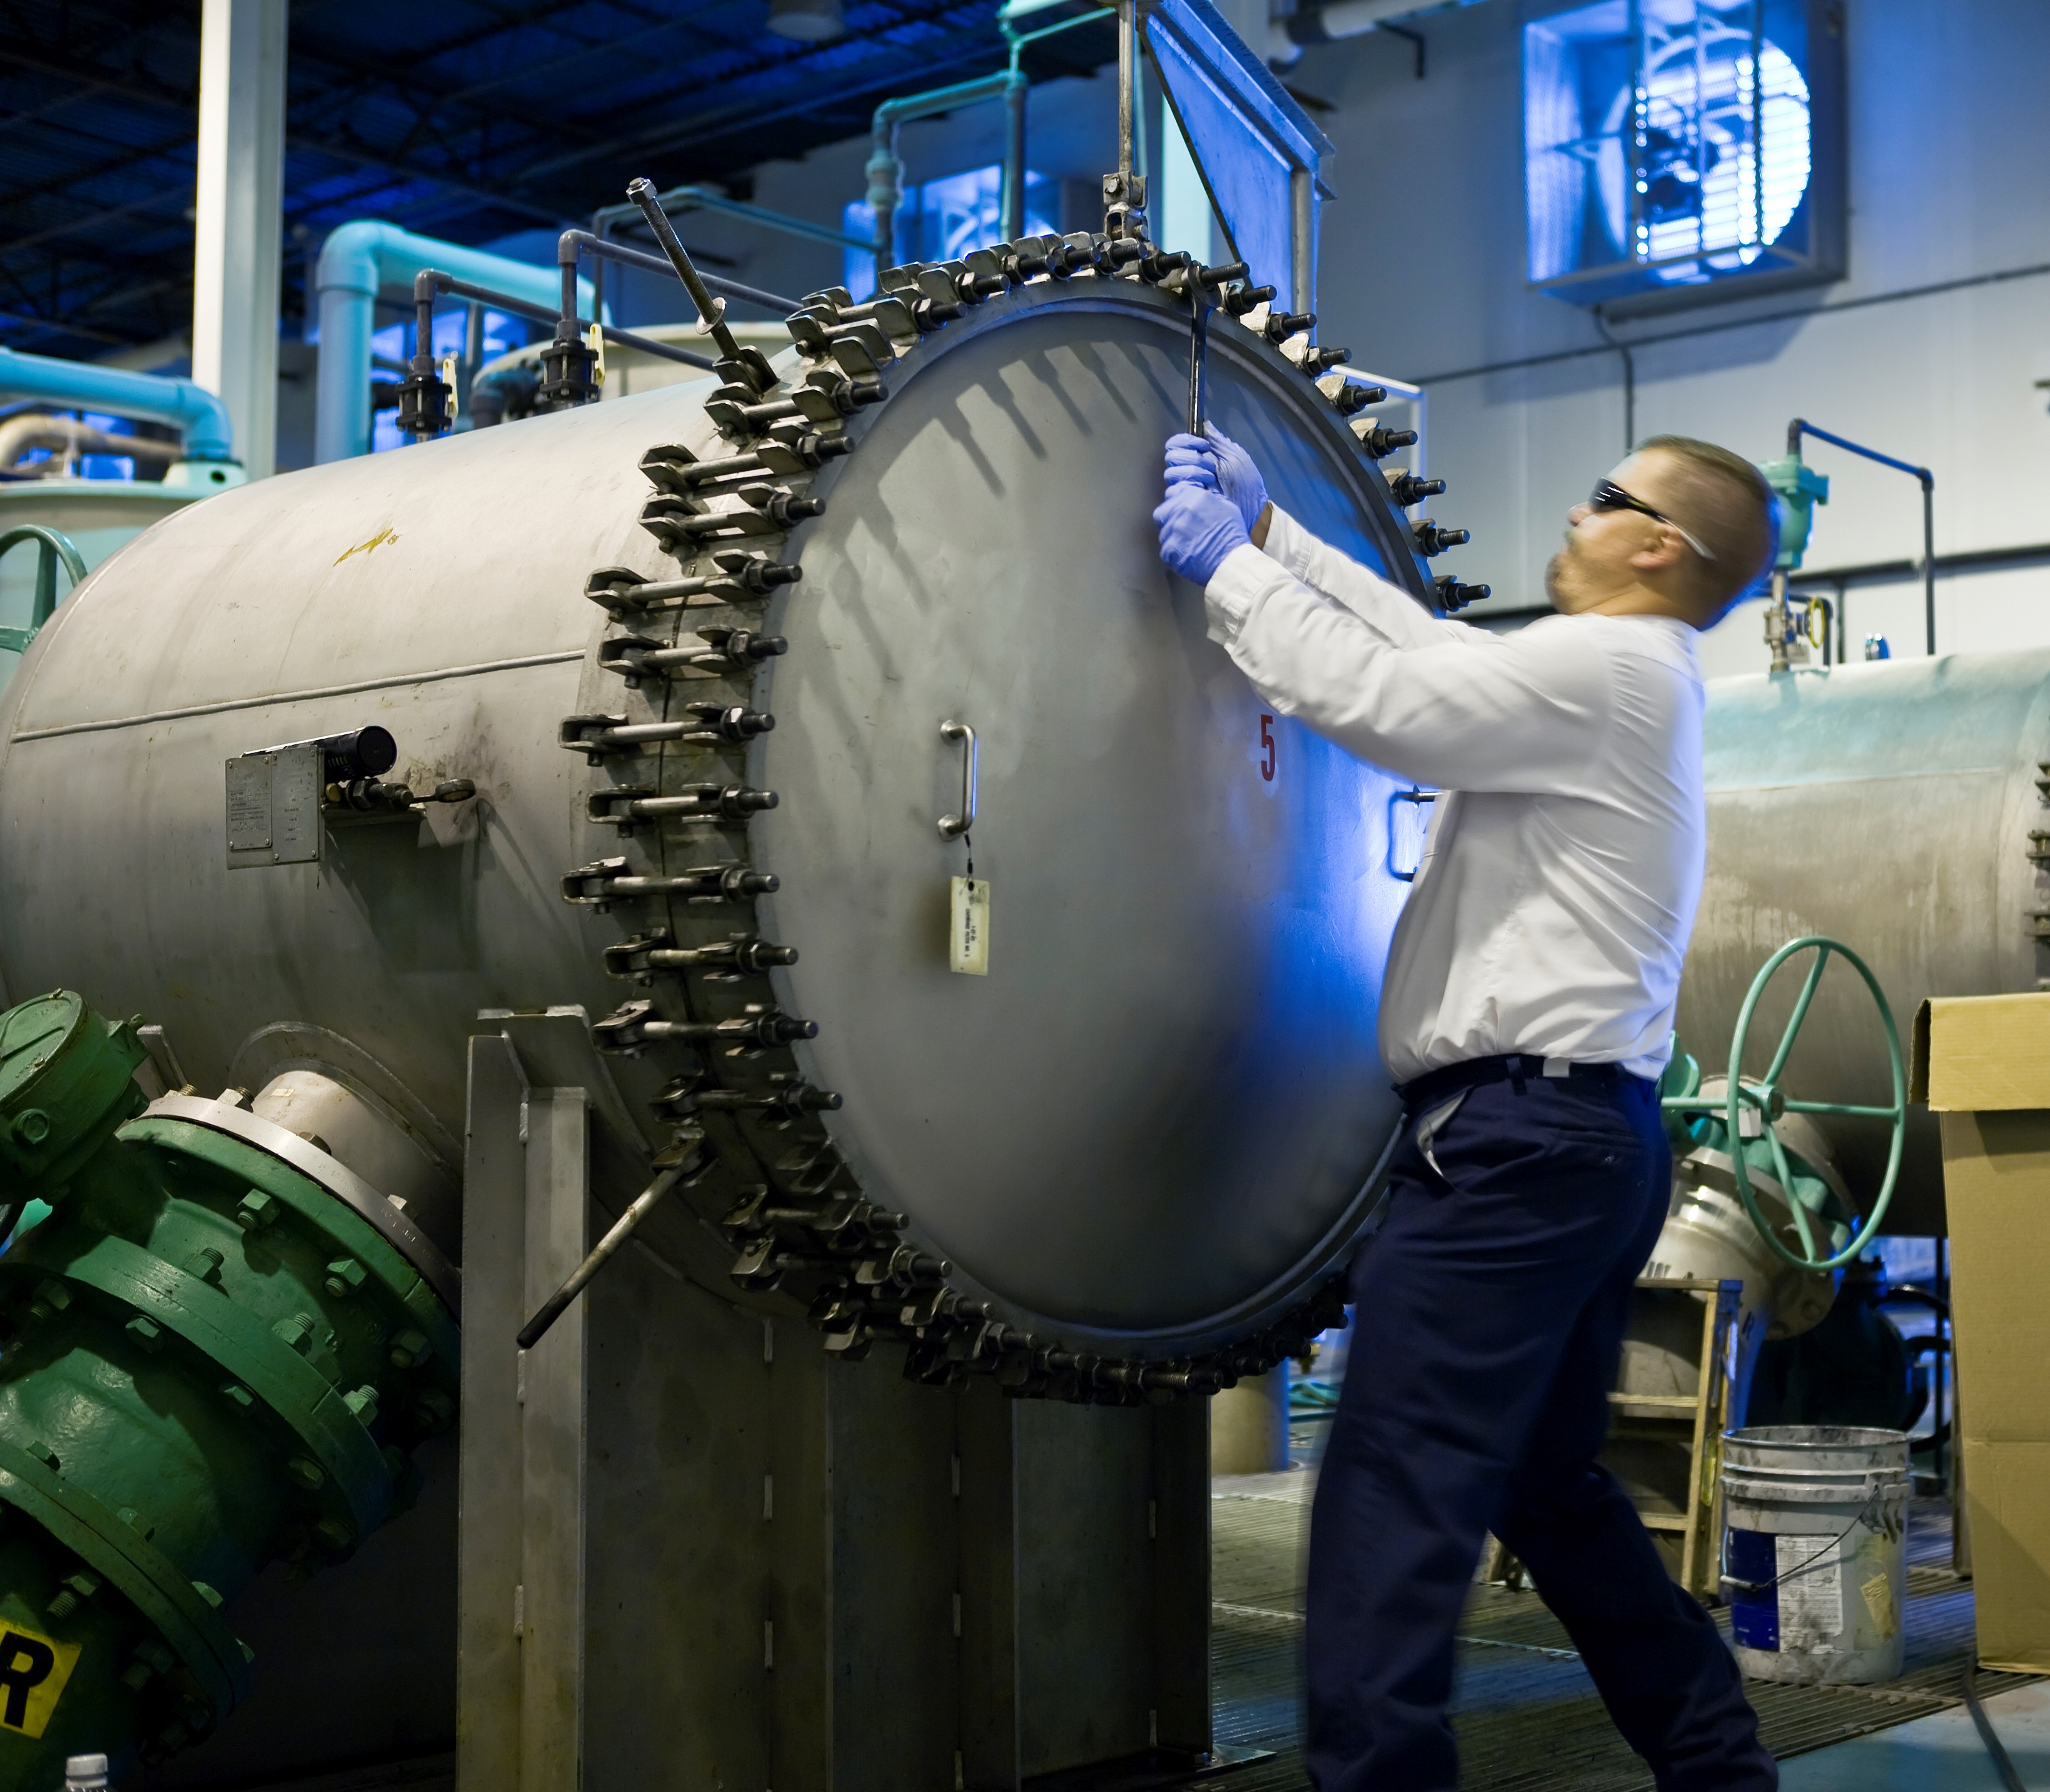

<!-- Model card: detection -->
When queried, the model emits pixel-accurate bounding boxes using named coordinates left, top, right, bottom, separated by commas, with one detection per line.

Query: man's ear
left=1630, top=530, right=1686, bottom=577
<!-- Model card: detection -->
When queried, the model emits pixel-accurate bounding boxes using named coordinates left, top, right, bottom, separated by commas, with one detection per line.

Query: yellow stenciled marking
left=333, top=525, right=400, bottom=567
left=0, top=1621, right=81, bottom=1738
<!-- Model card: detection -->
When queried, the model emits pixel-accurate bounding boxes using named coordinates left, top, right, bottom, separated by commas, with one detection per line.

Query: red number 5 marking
left=1260, top=714, right=1276, bottom=782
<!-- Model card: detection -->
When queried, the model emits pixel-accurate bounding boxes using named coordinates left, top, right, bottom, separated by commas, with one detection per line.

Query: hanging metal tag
left=949, top=876, right=989, bottom=976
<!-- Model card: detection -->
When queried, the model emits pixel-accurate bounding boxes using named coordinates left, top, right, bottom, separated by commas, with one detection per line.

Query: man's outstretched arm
left=1165, top=428, right=1473, bottom=651
left=1251, top=504, right=1472, bottom=652
left=1157, top=479, right=1612, bottom=796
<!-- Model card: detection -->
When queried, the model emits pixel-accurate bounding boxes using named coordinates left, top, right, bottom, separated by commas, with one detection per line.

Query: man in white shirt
left=1156, top=431, right=1779, bottom=1792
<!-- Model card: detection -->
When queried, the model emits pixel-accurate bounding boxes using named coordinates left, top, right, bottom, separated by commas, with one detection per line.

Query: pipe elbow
left=316, top=219, right=400, bottom=300
left=166, top=378, right=236, bottom=462
left=0, top=346, right=235, bottom=463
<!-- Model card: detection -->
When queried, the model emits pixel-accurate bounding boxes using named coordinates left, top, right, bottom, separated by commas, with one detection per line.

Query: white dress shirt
left=1204, top=507, right=1705, bottom=1085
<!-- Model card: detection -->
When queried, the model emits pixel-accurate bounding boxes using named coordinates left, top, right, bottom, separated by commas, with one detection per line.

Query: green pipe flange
left=121, top=1116, right=458, bottom=1363
left=0, top=1442, right=251, bottom=1718
left=3, top=1235, right=398, bottom=1541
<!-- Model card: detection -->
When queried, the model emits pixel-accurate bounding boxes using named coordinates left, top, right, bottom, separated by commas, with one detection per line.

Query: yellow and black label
left=0, top=1622, right=79, bottom=1739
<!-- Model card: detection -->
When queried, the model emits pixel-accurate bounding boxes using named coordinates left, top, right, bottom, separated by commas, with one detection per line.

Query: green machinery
left=0, top=993, right=457, bottom=1783
left=1756, top=442, right=1830, bottom=672
left=1662, top=934, right=1909, bottom=1275
left=0, top=530, right=84, bottom=663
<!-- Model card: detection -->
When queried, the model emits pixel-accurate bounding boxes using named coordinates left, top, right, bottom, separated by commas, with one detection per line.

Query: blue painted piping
left=0, top=347, right=236, bottom=463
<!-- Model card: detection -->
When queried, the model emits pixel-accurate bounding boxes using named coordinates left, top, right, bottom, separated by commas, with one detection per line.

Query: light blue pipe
left=315, top=221, right=599, bottom=464
left=0, top=347, right=235, bottom=462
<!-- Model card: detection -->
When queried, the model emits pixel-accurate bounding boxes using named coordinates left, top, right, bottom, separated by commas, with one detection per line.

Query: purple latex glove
left=1164, top=432, right=1223, bottom=497
left=1165, top=426, right=1269, bottom=530
left=1154, top=479, right=1251, bottom=587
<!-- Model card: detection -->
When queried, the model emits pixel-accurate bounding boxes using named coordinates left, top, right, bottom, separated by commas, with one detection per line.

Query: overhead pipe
left=0, top=347, right=236, bottom=470
left=314, top=221, right=598, bottom=464
left=1271, top=0, right=1493, bottom=67
left=866, top=69, right=1024, bottom=280
left=1784, top=418, right=1937, bottom=659
left=0, top=415, right=185, bottom=477
left=989, top=0, right=1121, bottom=240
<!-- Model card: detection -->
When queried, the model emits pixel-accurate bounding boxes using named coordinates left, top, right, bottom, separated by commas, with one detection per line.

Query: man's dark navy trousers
left=1304, top=1058, right=1777, bottom=1792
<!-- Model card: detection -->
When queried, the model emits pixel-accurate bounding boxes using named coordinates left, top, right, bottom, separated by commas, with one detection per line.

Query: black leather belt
left=1396, top=1053, right=1652, bottom=1114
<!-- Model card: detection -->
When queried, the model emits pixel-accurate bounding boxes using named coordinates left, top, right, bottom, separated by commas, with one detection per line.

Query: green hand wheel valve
left=1662, top=936, right=1908, bottom=1273
left=0, top=526, right=88, bottom=658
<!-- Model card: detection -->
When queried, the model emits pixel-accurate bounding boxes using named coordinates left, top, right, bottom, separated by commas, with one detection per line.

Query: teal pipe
left=0, top=350, right=234, bottom=464
left=866, top=70, right=1023, bottom=274
left=314, top=222, right=599, bottom=465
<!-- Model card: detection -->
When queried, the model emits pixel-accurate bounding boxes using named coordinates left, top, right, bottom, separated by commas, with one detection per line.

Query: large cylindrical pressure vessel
left=0, top=262, right=1433, bottom=1383
left=1685, top=652, right=2050, bottom=1235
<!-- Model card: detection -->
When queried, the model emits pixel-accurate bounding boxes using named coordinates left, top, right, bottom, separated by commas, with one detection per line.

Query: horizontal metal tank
left=1685, top=652, right=2050, bottom=1235
left=0, top=257, right=1432, bottom=1382
left=0, top=478, right=221, bottom=687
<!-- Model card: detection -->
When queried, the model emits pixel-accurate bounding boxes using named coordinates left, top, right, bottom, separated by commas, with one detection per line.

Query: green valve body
left=1759, top=453, right=1831, bottom=572
left=0, top=995, right=458, bottom=1783
left=0, top=994, right=147, bottom=1190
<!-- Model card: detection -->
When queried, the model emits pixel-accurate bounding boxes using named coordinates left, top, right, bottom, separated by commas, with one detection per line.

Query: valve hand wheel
left=1662, top=934, right=1907, bottom=1273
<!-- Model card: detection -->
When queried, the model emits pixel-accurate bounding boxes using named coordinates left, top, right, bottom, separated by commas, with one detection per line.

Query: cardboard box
left=1912, top=993, right=2050, bottom=1673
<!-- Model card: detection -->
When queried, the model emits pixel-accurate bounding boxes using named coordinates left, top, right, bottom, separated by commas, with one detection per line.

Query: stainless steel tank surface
left=0, top=268, right=1432, bottom=1380
left=1686, top=651, right=2050, bottom=1235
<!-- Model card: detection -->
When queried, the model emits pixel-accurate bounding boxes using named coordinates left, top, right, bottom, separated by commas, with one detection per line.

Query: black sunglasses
left=1588, top=478, right=1715, bottom=562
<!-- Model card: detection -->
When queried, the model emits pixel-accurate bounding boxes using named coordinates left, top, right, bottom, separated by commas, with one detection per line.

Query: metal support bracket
left=458, top=1006, right=650, bottom=1792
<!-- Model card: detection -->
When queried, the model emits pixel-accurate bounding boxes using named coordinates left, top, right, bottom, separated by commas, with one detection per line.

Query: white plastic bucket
left=1720, top=1425, right=1912, bottom=1685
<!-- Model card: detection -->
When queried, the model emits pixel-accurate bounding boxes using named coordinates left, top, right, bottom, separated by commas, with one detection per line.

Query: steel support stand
left=458, top=1022, right=595, bottom=1792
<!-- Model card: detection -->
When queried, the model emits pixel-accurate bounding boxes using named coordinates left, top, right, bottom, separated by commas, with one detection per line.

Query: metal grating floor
left=1188, top=1474, right=2036, bottom=1792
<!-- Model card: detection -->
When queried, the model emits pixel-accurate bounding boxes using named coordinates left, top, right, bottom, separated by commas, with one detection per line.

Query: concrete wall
left=1291, top=0, right=2050, bottom=677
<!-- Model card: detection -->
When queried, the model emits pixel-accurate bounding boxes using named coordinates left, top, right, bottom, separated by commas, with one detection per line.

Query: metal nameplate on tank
left=225, top=744, right=322, bottom=869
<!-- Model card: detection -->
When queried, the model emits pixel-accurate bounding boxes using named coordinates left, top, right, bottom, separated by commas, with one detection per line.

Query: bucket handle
left=1719, top=1488, right=1886, bottom=1599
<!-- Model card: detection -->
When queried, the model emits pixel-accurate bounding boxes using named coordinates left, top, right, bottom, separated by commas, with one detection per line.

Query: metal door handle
left=938, top=720, right=977, bottom=838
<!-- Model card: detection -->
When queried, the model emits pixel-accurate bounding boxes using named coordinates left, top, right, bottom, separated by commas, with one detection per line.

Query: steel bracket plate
left=226, top=742, right=322, bottom=868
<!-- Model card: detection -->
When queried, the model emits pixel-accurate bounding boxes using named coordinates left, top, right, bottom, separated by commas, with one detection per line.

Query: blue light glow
left=842, top=165, right=1058, bottom=301
left=1526, top=1, right=1817, bottom=303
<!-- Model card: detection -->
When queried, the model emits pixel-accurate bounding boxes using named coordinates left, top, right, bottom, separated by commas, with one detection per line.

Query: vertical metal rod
left=1290, top=166, right=1316, bottom=317
left=1002, top=69, right=1028, bottom=241
left=871, top=123, right=901, bottom=279
left=1923, top=478, right=1937, bottom=657
left=1117, top=0, right=1137, bottom=195
left=625, top=178, right=748, bottom=377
